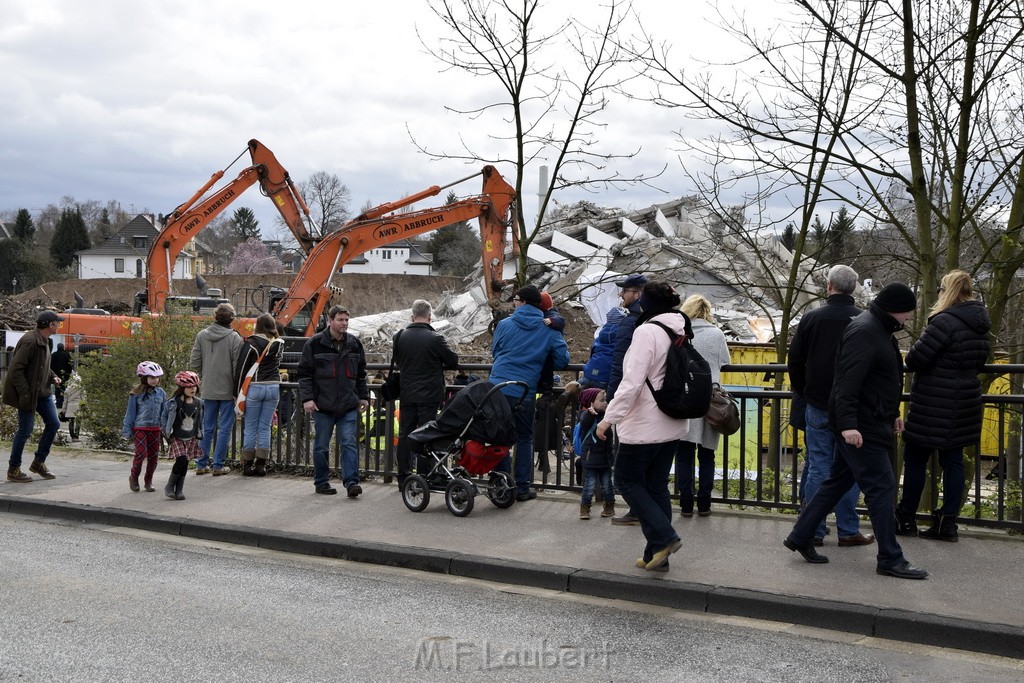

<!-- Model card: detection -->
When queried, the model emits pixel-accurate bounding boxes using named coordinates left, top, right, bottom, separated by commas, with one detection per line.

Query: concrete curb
left=4, top=496, right=1022, bottom=660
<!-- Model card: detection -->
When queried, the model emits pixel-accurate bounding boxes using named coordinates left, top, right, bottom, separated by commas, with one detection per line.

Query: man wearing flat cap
left=2, top=310, right=65, bottom=482
left=785, top=283, right=929, bottom=580
left=489, top=284, right=570, bottom=500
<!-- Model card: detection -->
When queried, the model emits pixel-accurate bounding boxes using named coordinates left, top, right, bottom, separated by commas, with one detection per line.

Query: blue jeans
left=198, top=398, right=235, bottom=470
left=498, top=393, right=536, bottom=494
left=614, top=440, right=680, bottom=562
left=581, top=468, right=614, bottom=506
left=242, top=384, right=280, bottom=451
left=9, top=395, right=60, bottom=468
left=312, top=409, right=359, bottom=490
left=804, top=405, right=861, bottom=537
left=788, top=438, right=906, bottom=569
left=898, top=441, right=965, bottom=516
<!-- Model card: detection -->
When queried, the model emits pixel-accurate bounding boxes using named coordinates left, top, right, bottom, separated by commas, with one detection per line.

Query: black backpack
left=644, top=319, right=713, bottom=419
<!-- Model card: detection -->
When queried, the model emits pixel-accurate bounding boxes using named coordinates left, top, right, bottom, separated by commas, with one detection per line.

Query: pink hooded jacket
left=602, top=311, right=690, bottom=444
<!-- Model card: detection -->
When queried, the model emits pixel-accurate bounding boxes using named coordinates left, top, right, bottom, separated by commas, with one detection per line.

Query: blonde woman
left=676, top=294, right=731, bottom=517
left=896, top=271, right=990, bottom=541
left=234, top=313, right=284, bottom=476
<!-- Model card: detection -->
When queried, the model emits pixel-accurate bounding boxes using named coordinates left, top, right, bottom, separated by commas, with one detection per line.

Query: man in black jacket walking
left=297, top=306, right=369, bottom=497
left=788, top=265, right=873, bottom=548
left=393, top=300, right=459, bottom=486
left=785, top=283, right=928, bottom=580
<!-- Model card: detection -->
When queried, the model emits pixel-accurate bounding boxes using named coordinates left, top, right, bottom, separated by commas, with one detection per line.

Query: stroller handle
left=486, top=380, right=531, bottom=411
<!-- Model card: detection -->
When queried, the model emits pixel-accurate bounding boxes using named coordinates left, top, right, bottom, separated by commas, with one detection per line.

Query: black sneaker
left=315, top=485, right=337, bottom=495
left=516, top=489, right=537, bottom=502
left=347, top=484, right=362, bottom=498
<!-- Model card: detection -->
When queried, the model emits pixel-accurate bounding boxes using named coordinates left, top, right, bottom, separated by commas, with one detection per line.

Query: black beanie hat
left=874, top=283, right=917, bottom=313
left=514, top=285, right=543, bottom=308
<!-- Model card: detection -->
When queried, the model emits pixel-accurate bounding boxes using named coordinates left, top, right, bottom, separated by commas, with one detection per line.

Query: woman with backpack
left=596, top=282, right=690, bottom=572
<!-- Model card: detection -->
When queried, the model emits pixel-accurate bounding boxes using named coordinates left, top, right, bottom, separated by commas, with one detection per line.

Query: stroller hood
left=409, top=379, right=517, bottom=449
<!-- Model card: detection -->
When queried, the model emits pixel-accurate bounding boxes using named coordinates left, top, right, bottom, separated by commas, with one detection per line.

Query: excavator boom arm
left=273, top=165, right=515, bottom=336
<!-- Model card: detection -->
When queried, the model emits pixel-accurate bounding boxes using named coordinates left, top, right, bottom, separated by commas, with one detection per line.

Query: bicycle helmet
left=136, top=361, right=164, bottom=377
left=174, top=370, right=200, bottom=388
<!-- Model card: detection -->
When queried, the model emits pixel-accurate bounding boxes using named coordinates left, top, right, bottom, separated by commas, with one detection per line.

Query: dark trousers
left=674, top=440, right=715, bottom=510
left=397, top=402, right=438, bottom=479
left=788, top=438, right=906, bottom=569
left=898, top=441, right=966, bottom=516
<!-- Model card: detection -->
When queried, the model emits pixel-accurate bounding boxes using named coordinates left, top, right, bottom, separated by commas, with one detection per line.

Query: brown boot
left=128, top=474, right=140, bottom=493
left=580, top=504, right=591, bottom=520
left=254, top=448, right=270, bottom=477
left=7, top=467, right=32, bottom=483
left=240, top=449, right=257, bottom=476
left=601, top=500, right=615, bottom=517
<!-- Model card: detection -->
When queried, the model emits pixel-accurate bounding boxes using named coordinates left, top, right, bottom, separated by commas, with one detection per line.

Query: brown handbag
left=705, top=383, right=740, bottom=436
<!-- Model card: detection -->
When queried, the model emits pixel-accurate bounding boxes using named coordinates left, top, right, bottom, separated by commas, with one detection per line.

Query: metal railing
left=240, top=363, right=1023, bottom=532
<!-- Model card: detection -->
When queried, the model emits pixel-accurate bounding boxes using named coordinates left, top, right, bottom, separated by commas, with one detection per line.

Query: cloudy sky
left=1, top=0, right=780, bottom=237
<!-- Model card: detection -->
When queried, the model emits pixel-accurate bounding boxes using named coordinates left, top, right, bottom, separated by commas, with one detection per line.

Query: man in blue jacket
left=489, top=285, right=570, bottom=500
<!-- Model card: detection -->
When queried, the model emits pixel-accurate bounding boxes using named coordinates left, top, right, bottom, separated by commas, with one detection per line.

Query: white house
left=340, top=238, right=433, bottom=275
left=76, top=214, right=195, bottom=279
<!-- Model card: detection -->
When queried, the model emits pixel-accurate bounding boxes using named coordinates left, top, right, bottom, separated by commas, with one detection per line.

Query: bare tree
left=294, top=171, right=352, bottom=236
left=415, top=0, right=662, bottom=285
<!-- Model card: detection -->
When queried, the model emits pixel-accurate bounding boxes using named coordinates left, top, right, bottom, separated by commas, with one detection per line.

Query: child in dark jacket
left=162, top=371, right=204, bottom=501
left=577, top=388, right=615, bottom=519
left=537, top=291, right=566, bottom=395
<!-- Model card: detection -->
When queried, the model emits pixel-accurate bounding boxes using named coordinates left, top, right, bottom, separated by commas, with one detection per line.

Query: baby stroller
left=404, top=379, right=529, bottom=517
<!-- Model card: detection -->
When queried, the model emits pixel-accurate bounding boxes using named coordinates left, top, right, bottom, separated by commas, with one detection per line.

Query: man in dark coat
left=784, top=283, right=928, bottom=580
left=3, top=311, right=64, bottom=482
left=788, top=264, right=873, bottom=548
left=50, top=342, right=73, bottom=409
left=393, top=299, right=459, bottom=486
left=298, top=305, right=369, bottom=497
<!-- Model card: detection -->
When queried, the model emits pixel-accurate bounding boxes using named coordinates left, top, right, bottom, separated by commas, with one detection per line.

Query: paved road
left=1, top=516, right=1021, bottom=682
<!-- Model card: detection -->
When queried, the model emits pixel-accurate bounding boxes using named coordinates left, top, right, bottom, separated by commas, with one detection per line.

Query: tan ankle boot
left=580, top=504, right=591, bottom=520
left=601, top=500, right=615, bottom=517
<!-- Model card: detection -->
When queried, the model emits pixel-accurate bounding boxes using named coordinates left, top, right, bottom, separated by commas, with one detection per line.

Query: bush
left=78, top=314, right=207, bottom=450
left=0, top=404, right=18, bottom=441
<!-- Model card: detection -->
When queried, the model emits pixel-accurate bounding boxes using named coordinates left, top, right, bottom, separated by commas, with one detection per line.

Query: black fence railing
left=252, top=363, right=1023, bottom=532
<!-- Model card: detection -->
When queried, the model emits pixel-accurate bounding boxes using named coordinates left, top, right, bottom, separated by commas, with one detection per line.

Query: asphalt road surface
left=0, top=515, right=1020, bottom=682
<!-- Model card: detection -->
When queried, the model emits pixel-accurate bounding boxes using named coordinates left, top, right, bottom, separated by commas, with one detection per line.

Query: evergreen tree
left=810, top=215, right=828, bottom=256
left=826, top=205, right=855, bottom=264
left=780, top=222, right=796, bottom=252
left=232, top=207, right=261, bottom=240
left=95, top=208, right=114, bottom=242
left=426, top=191, right=481, bottom=276
left=50, top=207, right=91, bottom=269
left=13, top=208, right=35, bottom=242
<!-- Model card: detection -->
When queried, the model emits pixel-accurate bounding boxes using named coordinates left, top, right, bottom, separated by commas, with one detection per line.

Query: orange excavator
left=138, top=139, right=318, bottom=315
left=57, top=164, right=516, bottom=346
left=271, top=165, right=516, bottom=336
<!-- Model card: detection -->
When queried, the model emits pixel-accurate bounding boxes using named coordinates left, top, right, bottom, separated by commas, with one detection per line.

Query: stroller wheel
left=488, top=471, right=516, bottom=509
left=445, top=478, right=476, bottom=517
left=401, top=475, right=431, bottom=512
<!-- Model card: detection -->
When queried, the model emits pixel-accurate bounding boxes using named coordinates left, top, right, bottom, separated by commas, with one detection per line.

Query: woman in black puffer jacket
left=896, top=270, right=990, bottom=542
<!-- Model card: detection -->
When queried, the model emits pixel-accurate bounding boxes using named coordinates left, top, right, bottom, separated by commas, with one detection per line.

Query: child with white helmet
left=122, top=361, right=167, bottom=492
left=162, top=371, right=204, bottom=501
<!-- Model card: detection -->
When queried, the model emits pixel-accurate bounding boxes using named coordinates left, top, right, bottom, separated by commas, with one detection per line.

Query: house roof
left=77, top=214, right=192, bottom=260
left=0, top=221, right=12, bottom=240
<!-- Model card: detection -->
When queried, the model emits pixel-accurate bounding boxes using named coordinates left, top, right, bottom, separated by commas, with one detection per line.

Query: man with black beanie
left=785, top=282, right=929, bottom=580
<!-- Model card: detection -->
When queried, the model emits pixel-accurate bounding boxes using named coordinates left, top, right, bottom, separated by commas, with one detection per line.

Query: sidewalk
left=2, top=452, right=1022, bottom=660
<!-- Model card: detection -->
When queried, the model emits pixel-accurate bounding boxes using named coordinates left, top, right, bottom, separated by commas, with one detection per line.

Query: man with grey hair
left=392, top=299, right=459, bottom=486
left=788, top=265, right=874, bottom=548
left=190, top=302, right=243, bottom=475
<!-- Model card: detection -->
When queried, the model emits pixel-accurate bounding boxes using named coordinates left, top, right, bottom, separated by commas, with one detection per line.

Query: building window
left=133, top=236, right=147, bottom=249
left=114, top=258, right=125, bottom=273
left=382, top=250, right=392, bottom=260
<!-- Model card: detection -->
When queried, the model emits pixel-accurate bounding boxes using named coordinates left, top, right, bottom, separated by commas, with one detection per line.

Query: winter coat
left=489, top=304, right=570, bottom=399
left=162, top=395, right=204, bottom=441
left=903, top=300, right=991, bottom=449
left=582, top=307, right=625, bottom=387
left=296, top=327, right=369, bottom=416
left=2, top=329, right=56, bottom=411
left=606, top=300, right=642, bottom=401
left=788, top=294, right=862, bottom=410
left=393, top=322, right=459, bottom=406
left=603, top=311, right=690, bottom=445
left=123, top=387, right=168, bottom=437
left=234, top=334, right=284, bottom=392
left=828, top=304, right=905, bottom=448
left=684, top=318, right=732, bottom=450
left=190, top=322, right=243, bottom=401
left=61, top=374, right=84, bottom=419
left=578, top=409, right=612, bottom=469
